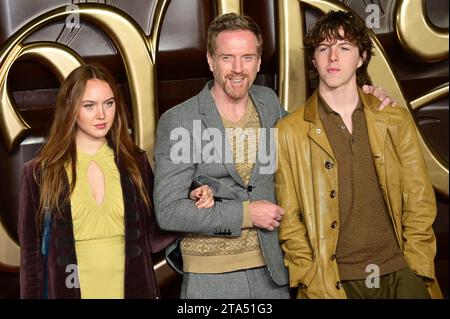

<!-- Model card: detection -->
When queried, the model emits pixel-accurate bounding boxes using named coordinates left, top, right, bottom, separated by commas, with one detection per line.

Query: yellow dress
left=66, top=143, right=125, bottom=299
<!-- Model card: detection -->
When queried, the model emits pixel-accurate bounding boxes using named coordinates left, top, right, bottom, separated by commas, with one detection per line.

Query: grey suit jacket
left=154, top=81, right=289, bottom=286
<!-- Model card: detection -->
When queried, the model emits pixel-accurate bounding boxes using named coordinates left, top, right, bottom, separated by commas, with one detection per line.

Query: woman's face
left=75, top=79, right=116, bottom=144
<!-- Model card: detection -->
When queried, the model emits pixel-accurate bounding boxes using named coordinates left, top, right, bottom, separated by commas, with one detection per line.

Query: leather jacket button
left=331, top=221, right=338, bottom=229
left=330, top=190, right=337, bottom=198
left=247, top=185, right=253, bottom=192
left=336, top=281, right=343, bottom=289
left=325, top=161, right=334, bottom=169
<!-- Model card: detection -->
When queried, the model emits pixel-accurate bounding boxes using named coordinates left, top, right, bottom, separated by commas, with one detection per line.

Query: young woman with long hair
left=18, top=64, right=213, bottom=298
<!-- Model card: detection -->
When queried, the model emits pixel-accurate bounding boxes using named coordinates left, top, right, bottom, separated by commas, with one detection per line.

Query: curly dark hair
left=303, top=10, right=374, bottom=86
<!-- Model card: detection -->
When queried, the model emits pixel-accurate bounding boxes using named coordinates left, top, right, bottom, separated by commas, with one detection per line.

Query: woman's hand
left=189, top=185, right=215, bottom=209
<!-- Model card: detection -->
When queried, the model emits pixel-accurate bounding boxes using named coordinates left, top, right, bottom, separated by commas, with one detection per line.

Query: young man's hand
left=362, top=84, right=397, bottom=110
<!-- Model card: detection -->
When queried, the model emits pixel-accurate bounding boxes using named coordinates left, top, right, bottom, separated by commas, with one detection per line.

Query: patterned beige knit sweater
left=180, top=98, right=266, bottom=273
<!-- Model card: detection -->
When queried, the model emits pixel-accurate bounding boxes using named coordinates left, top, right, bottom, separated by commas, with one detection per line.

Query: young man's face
left=313, top=28, right=365, bottom=91
left=207, top=30, right=261, bottom=100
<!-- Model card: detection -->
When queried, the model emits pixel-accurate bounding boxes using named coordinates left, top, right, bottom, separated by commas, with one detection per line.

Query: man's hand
left=362, top=84, right=397, bottom=110
left=249, top=200, right=285, bottom=231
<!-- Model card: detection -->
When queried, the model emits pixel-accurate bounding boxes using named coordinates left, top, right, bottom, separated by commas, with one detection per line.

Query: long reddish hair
left=34, top=64, right=150, bottom=227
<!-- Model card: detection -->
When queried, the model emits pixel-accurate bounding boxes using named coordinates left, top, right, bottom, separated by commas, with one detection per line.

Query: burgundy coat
left=18, top=150, right=177, bottom=298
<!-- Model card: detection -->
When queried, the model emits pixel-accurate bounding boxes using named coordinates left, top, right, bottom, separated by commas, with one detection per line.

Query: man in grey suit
left=154, top=13, right=290, bottom=298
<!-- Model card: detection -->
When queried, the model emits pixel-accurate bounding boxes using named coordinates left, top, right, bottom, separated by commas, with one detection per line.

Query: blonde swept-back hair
left=34, top=64, right=150, bottom=228
left=206, top=13, right=263, bottom=57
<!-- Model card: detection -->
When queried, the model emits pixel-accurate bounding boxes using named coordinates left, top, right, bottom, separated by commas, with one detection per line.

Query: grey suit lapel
left=198, top=82, right=245, bottom=186
left=248, top=87, right=270, bottom=186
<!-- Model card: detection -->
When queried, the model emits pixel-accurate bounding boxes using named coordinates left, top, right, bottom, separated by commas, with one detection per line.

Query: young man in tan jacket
left=276, top=10, right=442, bottom=299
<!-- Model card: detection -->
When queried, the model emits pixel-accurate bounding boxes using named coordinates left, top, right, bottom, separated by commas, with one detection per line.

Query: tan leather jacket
left=276, top=89, right=442, bottom=299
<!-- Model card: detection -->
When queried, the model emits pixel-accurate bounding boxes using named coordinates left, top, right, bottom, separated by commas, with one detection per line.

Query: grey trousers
left=180, top=266, right=290, bottom=299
